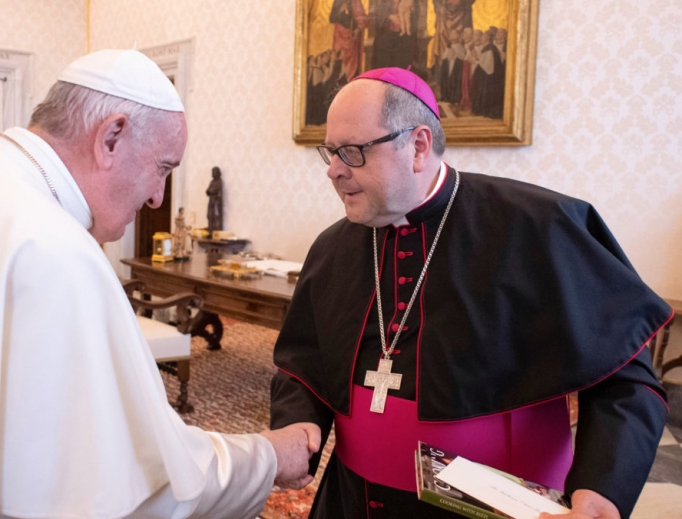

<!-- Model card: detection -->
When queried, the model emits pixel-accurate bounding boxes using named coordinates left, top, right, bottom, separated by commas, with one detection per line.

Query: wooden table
left=122, top=253, right=296, bottom=349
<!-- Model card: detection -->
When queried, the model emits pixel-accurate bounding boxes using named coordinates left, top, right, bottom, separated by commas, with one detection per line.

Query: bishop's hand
left=539, top=489, right=620, bottom=519
left=260, top=422, right=321, bottom=490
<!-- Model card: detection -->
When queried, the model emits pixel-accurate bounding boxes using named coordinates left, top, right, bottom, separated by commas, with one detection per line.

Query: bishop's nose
left=326, top=153, right=352, bottom=180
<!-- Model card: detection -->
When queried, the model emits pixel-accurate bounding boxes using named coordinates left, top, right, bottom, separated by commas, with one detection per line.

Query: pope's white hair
left=30, top=81, right=170, bottom=143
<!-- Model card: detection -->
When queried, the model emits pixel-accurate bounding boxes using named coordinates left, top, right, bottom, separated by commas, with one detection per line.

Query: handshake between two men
left=260, top=422, right=322, bottom=490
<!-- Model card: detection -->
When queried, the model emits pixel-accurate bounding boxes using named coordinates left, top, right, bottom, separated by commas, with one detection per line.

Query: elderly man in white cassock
left=0, top=49, right=320, bottom=519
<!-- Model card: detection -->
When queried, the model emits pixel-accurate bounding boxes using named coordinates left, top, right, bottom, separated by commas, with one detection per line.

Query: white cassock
left=0, top=127, right=277, bottom=519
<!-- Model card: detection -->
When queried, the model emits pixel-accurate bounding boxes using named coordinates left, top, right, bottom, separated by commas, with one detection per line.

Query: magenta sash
left=334, top=385, right=574, bottom=492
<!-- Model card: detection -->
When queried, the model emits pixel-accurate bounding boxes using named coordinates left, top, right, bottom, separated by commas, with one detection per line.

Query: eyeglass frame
left=316, top=126, right=416, bottom=167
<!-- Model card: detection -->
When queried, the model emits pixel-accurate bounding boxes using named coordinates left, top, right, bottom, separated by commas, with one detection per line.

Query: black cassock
left=271, top=167, right=670, bottom=519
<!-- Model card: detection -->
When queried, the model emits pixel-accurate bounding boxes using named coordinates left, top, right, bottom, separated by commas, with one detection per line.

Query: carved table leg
left=191, top=310, right=224, bottom=350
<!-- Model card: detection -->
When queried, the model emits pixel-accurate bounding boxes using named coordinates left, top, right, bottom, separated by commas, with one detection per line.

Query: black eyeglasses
left=317, top=127, right=416, bottom=167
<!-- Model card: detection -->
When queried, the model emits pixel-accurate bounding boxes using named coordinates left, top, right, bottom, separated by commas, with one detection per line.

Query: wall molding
left=0, top=48, right=33, bottom=130
left=141, top=38, right=195, bottom=217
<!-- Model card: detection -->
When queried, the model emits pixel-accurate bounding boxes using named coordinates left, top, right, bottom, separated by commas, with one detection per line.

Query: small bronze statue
left=173, top=207, right=192, bottom=261
left=206, top=166, right=223, bottom=235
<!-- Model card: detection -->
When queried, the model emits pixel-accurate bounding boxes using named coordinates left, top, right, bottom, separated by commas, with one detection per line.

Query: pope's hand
left=260, top=422, right=321, bottom=490
left=539, top=489, right=620, bottom=519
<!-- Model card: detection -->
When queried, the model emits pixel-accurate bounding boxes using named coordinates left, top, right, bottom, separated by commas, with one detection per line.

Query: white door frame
left=106, top=39, right=195, bottom=278
left=141, top=38, right=195, bottom=218
left=0, top=48, right=33, bottom=131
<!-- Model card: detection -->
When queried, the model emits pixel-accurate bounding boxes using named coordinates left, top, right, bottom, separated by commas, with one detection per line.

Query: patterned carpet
left=159, top=317, right=330, bottom=518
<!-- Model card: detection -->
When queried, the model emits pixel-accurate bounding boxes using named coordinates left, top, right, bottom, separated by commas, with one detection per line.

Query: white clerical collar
left=422, top=161, right=448, bottom=205
left=392, top=161, right=447, bottom=227
left=5, top=127, right=93, bottom=230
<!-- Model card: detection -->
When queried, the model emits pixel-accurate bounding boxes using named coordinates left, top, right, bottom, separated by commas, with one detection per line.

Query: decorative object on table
left=151, top=232, right=174, bottom=262
left=172, top=207, right=192, bottom=262
left=243, top=259, right=304, bottom=279
left=206, top=166, right=223, bottom=234
left=211, top=230, right=236, bottom=241
left=190, top=228, right=210, bottom=239
left=209, top=259, right=263, bottom=280
left=238, top=251, right=282, bottom=261
left=193, top=237, right=251, bottom=259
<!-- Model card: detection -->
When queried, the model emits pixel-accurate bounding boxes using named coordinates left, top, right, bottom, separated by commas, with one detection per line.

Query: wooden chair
left=650, top=298, right=682, bottom=380
left=122, top=280, right=204, bottom=413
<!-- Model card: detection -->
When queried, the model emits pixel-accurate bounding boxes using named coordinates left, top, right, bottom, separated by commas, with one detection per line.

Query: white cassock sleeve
left=133, top=432, right=278, bottom=519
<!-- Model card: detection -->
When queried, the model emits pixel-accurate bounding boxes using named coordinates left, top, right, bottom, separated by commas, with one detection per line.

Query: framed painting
left=292, top=0, right=539, bottom=146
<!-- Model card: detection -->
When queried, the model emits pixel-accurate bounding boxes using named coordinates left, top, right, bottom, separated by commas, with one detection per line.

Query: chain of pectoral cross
left=364, top=169, right=460, bottom=413
left=0, top=133, right=62, bottom=206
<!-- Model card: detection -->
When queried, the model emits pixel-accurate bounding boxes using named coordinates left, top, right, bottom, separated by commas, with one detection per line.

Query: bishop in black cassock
left=270, top=68, right=670, bottom=519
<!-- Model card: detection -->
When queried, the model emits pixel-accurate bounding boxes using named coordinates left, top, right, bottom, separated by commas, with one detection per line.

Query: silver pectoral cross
left=364, top=358, right=402, bottom=413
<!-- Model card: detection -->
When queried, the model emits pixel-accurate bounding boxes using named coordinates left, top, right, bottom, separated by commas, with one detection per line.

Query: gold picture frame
left=292, top=0, right=539, bottom=146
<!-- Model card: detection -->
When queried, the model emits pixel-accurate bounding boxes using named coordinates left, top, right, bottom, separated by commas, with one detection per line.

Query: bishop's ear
left=412, top=125, right=433, bottom=173
left=94, top=113, right=128, bottom=168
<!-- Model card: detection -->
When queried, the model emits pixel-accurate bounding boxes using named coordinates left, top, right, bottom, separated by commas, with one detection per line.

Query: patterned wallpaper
left=89, top=0, right=347, bottom=273
left=446, top=0, right=682, bottom=300
left=0, top=0, right=86, bottom=113
left=4, top=1, right=682, bottom=300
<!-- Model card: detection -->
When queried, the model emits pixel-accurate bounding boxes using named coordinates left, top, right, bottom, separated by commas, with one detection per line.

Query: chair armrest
left=121, top=279, right=204, bottom=334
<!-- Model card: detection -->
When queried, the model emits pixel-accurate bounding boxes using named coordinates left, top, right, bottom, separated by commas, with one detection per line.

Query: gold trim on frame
left=292, top=0, right=539, bottom=147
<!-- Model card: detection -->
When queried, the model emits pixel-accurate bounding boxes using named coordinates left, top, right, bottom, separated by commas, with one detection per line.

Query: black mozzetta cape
left=271, top=168, right=670, bottom=517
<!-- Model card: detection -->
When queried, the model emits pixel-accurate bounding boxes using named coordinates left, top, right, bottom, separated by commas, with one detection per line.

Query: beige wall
left=89, top=0, right=344, bottom=270
left=0, top=0, right=86, bottom=112
left=87, top=0, right=682, bottom=300
left=3, top=1, right=682, bottom=305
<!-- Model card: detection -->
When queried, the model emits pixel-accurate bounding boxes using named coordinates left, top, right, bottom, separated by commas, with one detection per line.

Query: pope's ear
left=412, top=125, right=433, bottom=173
left=94, top=114, right=128, bottom=169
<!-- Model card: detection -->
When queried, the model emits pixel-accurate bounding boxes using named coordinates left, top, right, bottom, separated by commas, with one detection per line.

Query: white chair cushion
left=136, top=315, right=191, bottom=362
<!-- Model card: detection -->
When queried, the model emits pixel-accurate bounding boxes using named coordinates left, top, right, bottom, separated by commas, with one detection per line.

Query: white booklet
left=435, top=456, right=570, bottom=519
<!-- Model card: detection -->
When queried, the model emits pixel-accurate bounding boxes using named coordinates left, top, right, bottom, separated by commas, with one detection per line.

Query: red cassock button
left=397, top=251, right=406, bottom=259
left=398, top=276, right=407, bottom=284
left=397, top=302, right=407, bottom=310
left=400, top=228, right=409, bottom=236
left=391, top=323, right=400, bottom=332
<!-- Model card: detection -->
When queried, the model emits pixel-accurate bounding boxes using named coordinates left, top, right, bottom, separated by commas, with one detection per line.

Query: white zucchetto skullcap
left=58, top=49, right=184, bottom=112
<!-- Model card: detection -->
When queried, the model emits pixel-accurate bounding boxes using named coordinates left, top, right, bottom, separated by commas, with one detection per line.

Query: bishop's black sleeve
left=270, top=370, right=335, bottom=476
left=564, top=348, right=668, bottom=518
